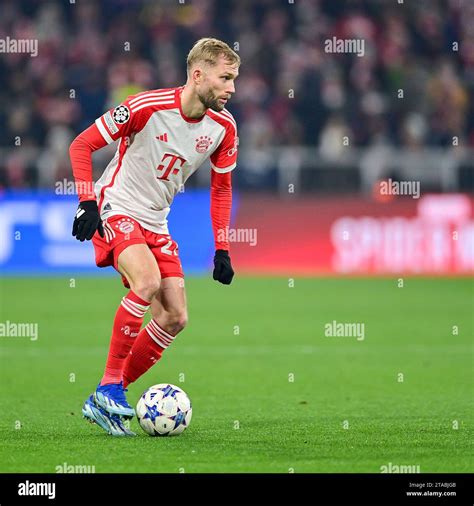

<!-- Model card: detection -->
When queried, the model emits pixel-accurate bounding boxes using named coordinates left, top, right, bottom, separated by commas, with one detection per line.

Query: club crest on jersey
left=113, top=105, right=130, bottom=124
left=195, top=135, right=213, bottom=153
left=115, top=217, right=135, bottom=234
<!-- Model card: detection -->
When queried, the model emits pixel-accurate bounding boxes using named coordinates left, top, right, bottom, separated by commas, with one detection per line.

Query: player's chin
left=210, top=100, right=227, bottom=112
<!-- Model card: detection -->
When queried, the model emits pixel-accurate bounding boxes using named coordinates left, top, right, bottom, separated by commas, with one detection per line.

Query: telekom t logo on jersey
left=156, top=153, right=186, bottom=181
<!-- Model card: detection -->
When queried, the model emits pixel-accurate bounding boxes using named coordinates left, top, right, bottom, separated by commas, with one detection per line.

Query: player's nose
left=226, top=81, right=235, bottom=95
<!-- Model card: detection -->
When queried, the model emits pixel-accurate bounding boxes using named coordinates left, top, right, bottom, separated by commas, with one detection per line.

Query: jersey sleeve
left=210, top=170, right=233, bottom=251
left=210, top=120, right=238, bottom=174
left=94, top=98, right=149, bottom=144
left=69, top=123, right=108, bottom=202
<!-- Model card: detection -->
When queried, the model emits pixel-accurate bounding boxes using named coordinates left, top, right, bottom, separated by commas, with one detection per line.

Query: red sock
left=122, top=319, right=176, bottom=387
left=100, top=291, right=150, bottom=385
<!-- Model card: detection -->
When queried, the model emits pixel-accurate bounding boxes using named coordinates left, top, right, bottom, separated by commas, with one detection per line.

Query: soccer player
left=69, top=38, right=240, bottom=435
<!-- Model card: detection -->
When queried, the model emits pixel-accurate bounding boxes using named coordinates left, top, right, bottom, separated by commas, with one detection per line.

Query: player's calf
left=122, top=319, right=182, bottom=388
left=100, top=291, right=151, bottom=386
left=122, top=276, right=187, bottom=387
left=152, top=309, right=188, bottom=336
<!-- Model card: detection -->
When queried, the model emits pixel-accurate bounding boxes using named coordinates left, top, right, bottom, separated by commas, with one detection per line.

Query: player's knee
left=166, top=311, right=188, bottom=335
left=176, top=312, right=188, bottom=331
left=132, top=277, right=161, bottom=301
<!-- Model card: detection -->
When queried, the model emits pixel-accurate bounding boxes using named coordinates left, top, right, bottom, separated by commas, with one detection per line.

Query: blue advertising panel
left=0, top=190, right=234, bottom=275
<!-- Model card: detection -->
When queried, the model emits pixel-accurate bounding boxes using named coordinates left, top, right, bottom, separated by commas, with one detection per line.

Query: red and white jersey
left=93, top=86, right=238, bottom=234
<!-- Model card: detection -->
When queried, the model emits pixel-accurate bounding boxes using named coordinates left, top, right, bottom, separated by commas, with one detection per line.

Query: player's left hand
left=213, top=249, right=234, bottom=285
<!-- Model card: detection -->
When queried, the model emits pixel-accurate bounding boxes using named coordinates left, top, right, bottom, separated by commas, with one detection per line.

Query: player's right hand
left=213, top=249, right=234, bottom=285
left=72, top=200, right=104, bottom=241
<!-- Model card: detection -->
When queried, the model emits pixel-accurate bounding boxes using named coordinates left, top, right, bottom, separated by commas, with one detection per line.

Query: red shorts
left=92, top=214, right=184, bottom=288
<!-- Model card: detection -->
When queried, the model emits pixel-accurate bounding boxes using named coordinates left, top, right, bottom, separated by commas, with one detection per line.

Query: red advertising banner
left=231, top=194, right=474, bottom=275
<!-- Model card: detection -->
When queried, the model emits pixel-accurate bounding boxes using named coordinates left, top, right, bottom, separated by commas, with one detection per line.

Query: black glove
left=72, top=200, right=104, bottom=241
left=213, top=249, right=234, bottom=285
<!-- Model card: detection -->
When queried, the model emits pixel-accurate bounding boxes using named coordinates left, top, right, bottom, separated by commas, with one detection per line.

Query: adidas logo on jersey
left=156, top=133, right=168, bottom=142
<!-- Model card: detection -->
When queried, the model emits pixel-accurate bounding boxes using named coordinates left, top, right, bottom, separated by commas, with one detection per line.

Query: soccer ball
left=136, top=384, right=192, bottom=436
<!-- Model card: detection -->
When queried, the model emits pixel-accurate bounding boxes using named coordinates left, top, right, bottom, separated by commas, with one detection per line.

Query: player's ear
left=192, top=67, right=205, bottom=85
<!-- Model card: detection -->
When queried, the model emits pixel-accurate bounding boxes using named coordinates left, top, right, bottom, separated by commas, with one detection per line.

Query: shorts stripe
left=103, top=222, right=115, bottom=243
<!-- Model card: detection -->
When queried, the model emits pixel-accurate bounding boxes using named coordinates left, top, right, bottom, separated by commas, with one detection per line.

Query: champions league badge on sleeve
left=113, top=105, right=130, bottom=124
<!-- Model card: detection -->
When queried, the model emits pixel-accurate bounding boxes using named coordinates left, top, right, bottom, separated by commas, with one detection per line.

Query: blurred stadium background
left=0, top=0, right=472, bottom=276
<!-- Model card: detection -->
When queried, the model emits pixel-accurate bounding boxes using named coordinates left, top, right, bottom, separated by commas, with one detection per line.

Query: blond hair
left=187, top=38, right=240, bottom=73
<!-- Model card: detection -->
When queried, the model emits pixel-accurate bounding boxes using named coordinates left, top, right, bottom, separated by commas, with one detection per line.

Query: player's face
left=197, top=56, right=239, bottom=112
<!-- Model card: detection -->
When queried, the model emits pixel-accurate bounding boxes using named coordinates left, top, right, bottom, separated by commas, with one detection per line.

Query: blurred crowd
left=0, top=0, right=472, bottom=190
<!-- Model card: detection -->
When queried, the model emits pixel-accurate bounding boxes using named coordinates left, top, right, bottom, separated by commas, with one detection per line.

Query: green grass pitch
left=0, top=276, right=472, bottom=473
